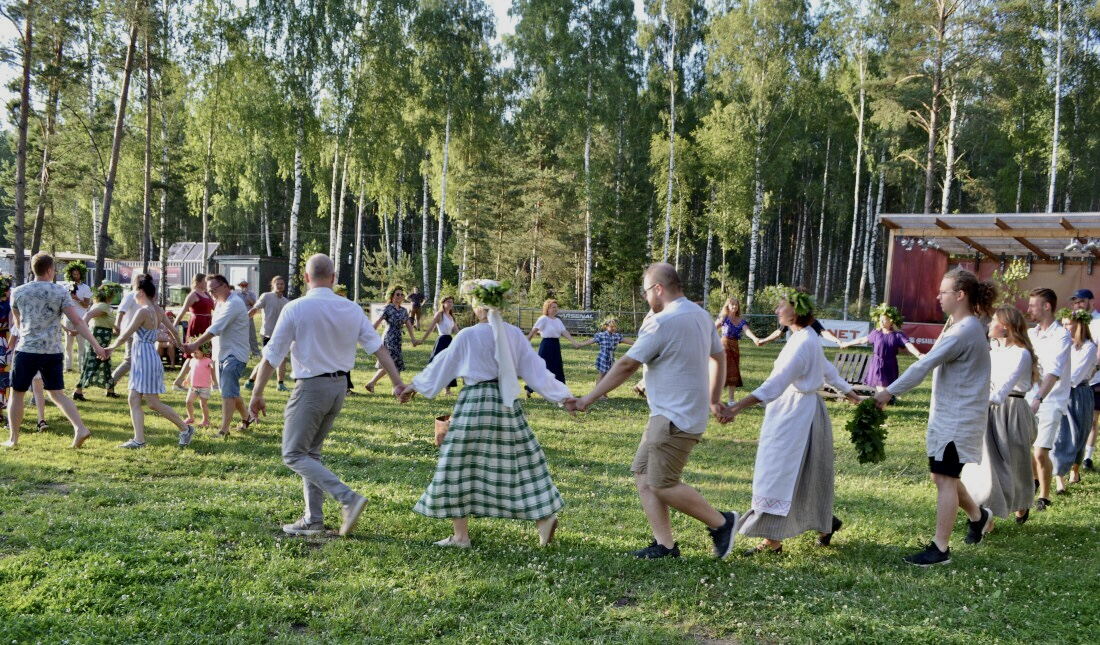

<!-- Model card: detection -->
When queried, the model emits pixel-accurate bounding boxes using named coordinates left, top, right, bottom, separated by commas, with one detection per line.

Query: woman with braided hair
left=839, top=303, right=924, bottom=392
left=724, top=288, right=862, bottom=556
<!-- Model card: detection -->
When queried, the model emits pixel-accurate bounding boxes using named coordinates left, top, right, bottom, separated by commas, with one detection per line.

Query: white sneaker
left=178, top=424, right=196, bottom=447
left=339, top=495, right=368, bottom=536
left=282, top=517, right=326, bottom=536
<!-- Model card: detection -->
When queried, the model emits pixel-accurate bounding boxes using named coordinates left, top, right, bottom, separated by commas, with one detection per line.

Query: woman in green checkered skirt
left=403, top=301, right=572, bottom=549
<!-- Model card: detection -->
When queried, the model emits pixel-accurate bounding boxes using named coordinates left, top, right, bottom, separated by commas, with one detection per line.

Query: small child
left=184, top=341, right=217, bottom=427
left=578, top=317, right=633, bottom=396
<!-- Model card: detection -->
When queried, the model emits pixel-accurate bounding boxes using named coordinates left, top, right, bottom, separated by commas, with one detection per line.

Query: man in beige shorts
left=567, top=263, right=738, bottom=559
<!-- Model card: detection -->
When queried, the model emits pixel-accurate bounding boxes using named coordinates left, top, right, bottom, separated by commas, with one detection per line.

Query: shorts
left=1034, top=406, right=1062, bottom=450
left=12, top=352, right=64, bottom=392
left=929, top=441, right=964, bottom=478
left=631, top=415, right=702, bottom=489
left=262, top=335, right=271, bottom=347
left=1092, top=384, right=1100, bottom=411
left=218, top=356, right=247, bottom=399
left=189, top=386, right=211, bottom=400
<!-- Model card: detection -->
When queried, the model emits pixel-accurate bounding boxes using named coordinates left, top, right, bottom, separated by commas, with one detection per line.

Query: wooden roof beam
left=1057, top=217, right=1100, bottom=258
left=934, top=218, right=998, bottom=260
left=994, top=217, right=1052, bottom=260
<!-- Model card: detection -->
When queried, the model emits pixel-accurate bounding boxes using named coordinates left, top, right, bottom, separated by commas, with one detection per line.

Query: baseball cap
left=238, top=280, right=249, bottom=286
left=1071, top=289, right=1094, bottom=301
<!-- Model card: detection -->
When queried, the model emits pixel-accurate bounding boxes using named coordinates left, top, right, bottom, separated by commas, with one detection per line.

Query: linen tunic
left=887, top=315, right=991, bottom=463
left=749, top=327, right=852, bottom=515
left=1027, top=321, right=1072, bottom=412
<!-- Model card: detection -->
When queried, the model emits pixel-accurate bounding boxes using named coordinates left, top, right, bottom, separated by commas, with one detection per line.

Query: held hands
left=872, top=390, right=893, bottom=410
left=395, top=383, right=416, bottom=403
left=711, top=402, right=734, bottom=424
left=563, top=396, right=591, bottom=416
left=1030, top=399, right=1041, bottom=414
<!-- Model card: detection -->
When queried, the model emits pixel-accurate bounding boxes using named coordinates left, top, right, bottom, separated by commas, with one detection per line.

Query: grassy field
left=1, top=337, right=1098, bottom=643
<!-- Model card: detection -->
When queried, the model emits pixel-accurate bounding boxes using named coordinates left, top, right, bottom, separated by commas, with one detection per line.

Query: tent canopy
left=878, top=213, right=1100, bottom=261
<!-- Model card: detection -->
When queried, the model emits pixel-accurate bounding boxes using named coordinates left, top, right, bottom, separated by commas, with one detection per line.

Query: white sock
left=1086, top=445, right=1095, bottom=460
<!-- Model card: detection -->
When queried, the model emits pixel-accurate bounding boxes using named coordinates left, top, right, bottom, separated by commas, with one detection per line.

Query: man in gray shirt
left=186, top=274, right=253, bottom=438
left=567, top=263, right=739, bottom=560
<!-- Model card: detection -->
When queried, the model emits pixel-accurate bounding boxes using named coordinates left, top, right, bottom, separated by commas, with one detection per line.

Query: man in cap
left=1069, top=288, right=1100, bottom=471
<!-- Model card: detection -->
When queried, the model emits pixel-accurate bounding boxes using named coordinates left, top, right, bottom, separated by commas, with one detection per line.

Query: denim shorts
left=218, top=356, right=247, bottom=399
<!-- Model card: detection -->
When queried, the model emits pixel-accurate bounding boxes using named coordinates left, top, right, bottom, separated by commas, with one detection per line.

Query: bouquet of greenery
left=460, top=279, right=512, bottom=310
left=847, top=398, right=888, bottom=464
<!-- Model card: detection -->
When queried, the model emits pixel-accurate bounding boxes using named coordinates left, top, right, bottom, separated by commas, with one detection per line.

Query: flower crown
left=1057, top=307, right=1092, bottom=325
left=870, top=302, right=903, bottom=327
left=94, top=285, right=113, bottom=302
left=460, top=279, right=512, bottom=310
left=786, top=290, right=814, bottom=316
left=65, top=262, right=87, bottom=282
left=602, top=316, right=619, bottom=328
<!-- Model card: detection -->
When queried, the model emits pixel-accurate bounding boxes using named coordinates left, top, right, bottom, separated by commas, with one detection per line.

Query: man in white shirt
left=63, top=264, right=93, bottom=371
left=186, top=274, right=253, bottom=438
left=567, top=263, right=738, bottom=560
left=1027, top=288, right=1072, bottom=510
left=108, top=273, right=143, bottom=398
left=249, top=254, right=404, bottom=537
left=1070, top=288, right=1100, bottom=471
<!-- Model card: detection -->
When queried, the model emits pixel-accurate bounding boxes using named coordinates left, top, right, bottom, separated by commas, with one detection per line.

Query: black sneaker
left=707, top=511, right=739, bottom=559
left=632, top=541, right=680, bottom=559
left=817, top=515, right=843, bottom=546
left=1035, top=497, right=1052, bottom=511
left=1085, top=458, right=1095, bottom=471
left=903, top=542, right=951, bottom=567
left=965, top=507, right=993, bottom=545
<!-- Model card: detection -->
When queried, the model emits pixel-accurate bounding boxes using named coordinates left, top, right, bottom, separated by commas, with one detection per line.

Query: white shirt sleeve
left=752, top=345, right=810, bottom=403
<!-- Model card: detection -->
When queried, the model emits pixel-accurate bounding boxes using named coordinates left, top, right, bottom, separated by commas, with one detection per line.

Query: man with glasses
left=567, top=263, right=739, bottom=560
left=186, top=274, right=253, bottom=438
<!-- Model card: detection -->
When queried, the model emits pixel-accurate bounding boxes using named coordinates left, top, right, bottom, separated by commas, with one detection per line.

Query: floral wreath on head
left=460, top=279, right=512, bottom=310
left=870, top=302, right=904, bottom=328
left=785, top=290, right=814, bottom=316
left=0, top=274, right=11, bottom=299
left=65, top=262, right=87, bottom=283
left=1057, top=307, right=1092, bottom=325
left=602, top=316, right=620, bottom=328
left=94, top=285, right=113, bottom=302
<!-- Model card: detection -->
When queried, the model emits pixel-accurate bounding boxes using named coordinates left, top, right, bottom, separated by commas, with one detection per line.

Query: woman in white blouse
left=961, top=306, right=1038, bottom=525
left=421, top=296, right=461, bottom=395
left=524, top=299, right=580, bottom=396
left=1053, top=309, right=1097, bottom=493
left=401, top=298, right=570, bottom=549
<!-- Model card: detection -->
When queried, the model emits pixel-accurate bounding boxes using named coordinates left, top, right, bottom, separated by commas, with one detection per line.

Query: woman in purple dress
left=839, top=304, right=923, bottom=391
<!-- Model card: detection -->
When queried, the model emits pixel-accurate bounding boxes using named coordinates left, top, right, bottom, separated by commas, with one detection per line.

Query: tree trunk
left=815, top=136, right=830, bottom=301
left=940, top=85, right=959, bottom=215
left=396, top=168, right=405, bottom=263
left=142, top=28, right=153, bottom=274
left=583, top=70, right=593, bottom=309
left=421, top=154, right=430, bottom=303
left=746, top=125, right=764, bottom=311
left=334, top=146, right=350, bottom=282
left=1046, top=0, right=1063, bottom=213
left=870, top=149, right=886, bottom=305
left=96, top=3, right=141, bottom=287
left=14, top=0, right=32, bottom=285
left=288, top=118, right=304, bottom=298
left=663, top=16, right=676, bottom=263
left=923, top=4, right=949, bottom=215
left=702, top=187, right=714, bottom=310
left=158, top=0, right=170, bottom=305
left=774, top=191, right=783, bottom=284
left=354, top=176, right=366, bottom=302
left=434, top=107, right=450, bottom=308
left=200, top=58, right=221, bottom=275
left=31, top=34, right=63, bottom=256
left=328, top=142, right=340, bottom=255
left=857, top=175, right=873, bottom=312
left=844, top=60, right=866, bottom=320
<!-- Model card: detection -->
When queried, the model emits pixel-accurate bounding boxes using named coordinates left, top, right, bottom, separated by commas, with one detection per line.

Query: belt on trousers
left=309, top=371, right=348, bottom=379
left=1008, top=392, right=1025, bottom=398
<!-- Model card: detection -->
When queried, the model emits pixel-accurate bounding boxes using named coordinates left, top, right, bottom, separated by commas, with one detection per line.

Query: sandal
left=742, top=542, right=783, bottom=557
left=71, top=392, right=87, bottom=401
left=36, top=419, right=49, bottom=432
left=433, top=536, right=471, bottom=548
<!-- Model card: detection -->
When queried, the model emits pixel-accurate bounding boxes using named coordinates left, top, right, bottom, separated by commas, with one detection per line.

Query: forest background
left=1, top=0, right=1098, bottom=317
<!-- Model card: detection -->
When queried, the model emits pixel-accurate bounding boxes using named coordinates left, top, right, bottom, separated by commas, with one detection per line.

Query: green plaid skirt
left=77, top=326, right=114, bottom=390
left=414, top=381, right=564, bottom=520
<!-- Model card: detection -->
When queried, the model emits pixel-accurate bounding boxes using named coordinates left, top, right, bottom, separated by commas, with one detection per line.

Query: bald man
left=567, top=263, right=739, bottom=560
left=250, top=254, right=404, bottom=537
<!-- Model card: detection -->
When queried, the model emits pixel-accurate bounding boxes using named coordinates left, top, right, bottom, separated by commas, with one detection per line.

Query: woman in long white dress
left=960, top=306, right=1037, bottom=525
left=400, top=281, right=570, bottom=548
left=724, top=289, right=861, bottom=555
left=1053, top=309, right=1097, bottom=493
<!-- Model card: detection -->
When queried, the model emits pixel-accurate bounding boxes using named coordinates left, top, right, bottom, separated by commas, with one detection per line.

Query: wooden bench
left=821, top=351, right=876, bottom=398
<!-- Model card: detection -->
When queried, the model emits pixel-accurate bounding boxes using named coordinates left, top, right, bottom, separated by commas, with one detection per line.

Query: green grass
left=1, top=340, right=1098, bottom=643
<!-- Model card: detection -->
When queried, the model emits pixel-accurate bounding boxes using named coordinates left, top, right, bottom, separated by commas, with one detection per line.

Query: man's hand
left=93, top=344, right=108, bottom=361
left=396, top=384, right=416, bottom=403
left=249, top=394, right=266, bottom=420
left=711, top=402, right=733, bottom=423
left=183, top=342, right=196, bottom=355
left=873, top=390, right=893, bottom=410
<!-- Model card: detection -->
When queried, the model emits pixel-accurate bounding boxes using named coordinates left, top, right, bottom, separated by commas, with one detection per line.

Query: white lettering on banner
left=817, top=320, right=870, bottom=348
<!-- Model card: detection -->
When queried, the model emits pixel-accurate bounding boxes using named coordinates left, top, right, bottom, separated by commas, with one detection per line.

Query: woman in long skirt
left=107, top=276, right=195, bottom=449
left=72, top=288, right=117, bottom=400
left=401, top=283, right=569, bottom=548
left=524, top=299, right=580, bottom=396
left=714, top=297, right=761, bottom=403
left=421, top=295, right=460, bottom=395
left=1053, top=309, right=1096, bottom=493
left=961, top=306, right=1037, bottom=525
left=725, top=289, right=862, bottom=555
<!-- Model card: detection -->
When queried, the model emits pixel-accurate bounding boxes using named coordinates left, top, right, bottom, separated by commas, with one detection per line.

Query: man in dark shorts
left=4, top=253, right=108, bottom=448
left=567, top=263, right=739, bottom=560
left=408, top=286, right=425, bottom=330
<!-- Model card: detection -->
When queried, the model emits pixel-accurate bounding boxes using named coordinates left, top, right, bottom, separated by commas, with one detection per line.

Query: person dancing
left=421, top=295, right=461, bottom=395
left=839, top=303, right=923, bottom=392
left=524, top=299, right=581, bottom=397
left=1052, top=308, right=1095, bottom=493
left=173, top=274, right=215, bottom=391
left=714, top=298, right=761, bottom=404
left=875, top=269, right=996, bottom=566
left=725, top=289, right=861, bottom=556
left=364, top=286, right=419, bottom=393
left=960, top=306, right=1038, bottom=526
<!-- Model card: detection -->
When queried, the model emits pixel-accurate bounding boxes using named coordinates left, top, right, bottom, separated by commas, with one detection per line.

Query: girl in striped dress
left=107, top=276, right=195, bottom=449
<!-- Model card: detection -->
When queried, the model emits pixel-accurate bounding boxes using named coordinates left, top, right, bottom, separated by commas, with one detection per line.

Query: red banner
left=902, top=322, right=945, bottom=354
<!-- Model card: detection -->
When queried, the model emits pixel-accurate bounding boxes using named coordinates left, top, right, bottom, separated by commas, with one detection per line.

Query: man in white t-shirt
left=245, top=276, right=290, bottom=391
left=186, top=274, right=253, bottom=438
left=63, top=265, right=93, bottom=371
left=567, top=263, right=739, bottom=560
left=1070, top=288, right=1100, bottom=471
left=1027, top=288, right=1071, bottom=511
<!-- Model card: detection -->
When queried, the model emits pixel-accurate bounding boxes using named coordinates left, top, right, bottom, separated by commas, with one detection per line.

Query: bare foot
left=71, top=428, right=92, bottom=448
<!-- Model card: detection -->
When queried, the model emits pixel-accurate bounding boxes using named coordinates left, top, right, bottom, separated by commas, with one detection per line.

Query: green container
left=169, top=285, right=189, bottom=307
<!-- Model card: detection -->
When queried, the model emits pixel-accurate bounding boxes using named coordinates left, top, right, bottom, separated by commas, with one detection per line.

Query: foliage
left=870, top=302, right=904, bottom=327
left=847, top=398, right=889, bottom=464
left=460, top=278, right=512, bottom=309
left=991, top=258, right=1032, bottom=308
left=752, top=283, right=791, bottom=314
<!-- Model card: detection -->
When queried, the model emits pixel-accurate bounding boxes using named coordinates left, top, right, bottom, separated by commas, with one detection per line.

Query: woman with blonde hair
left=714, top=297, right=761, bottom=403
left=524, top=298, right=580, bottom=396
left=1053, top=308, right=1096, bottom=493
left=365, top=285, right=419, bottom=393
left=961, top=306, right=1038, bottom=525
